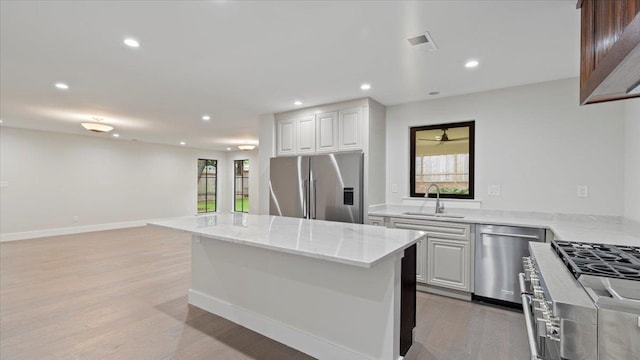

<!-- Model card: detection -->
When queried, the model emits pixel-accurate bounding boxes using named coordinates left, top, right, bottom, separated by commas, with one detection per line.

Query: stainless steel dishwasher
left=474, top=224, right=545, bottom=304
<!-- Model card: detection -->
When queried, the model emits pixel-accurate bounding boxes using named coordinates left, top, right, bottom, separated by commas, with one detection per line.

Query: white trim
left=0, top=220, right=147, bottom=242
left=188, top=289, right=373, bottom=360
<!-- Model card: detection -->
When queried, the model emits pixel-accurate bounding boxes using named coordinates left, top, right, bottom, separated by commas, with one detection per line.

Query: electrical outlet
left=578, top=185, right=589, bottom=198
left=391, top=183, right=398, bottom=193
left=488, top=185, right=501, bottom=196
left=73, top=215, right=79, bottom=222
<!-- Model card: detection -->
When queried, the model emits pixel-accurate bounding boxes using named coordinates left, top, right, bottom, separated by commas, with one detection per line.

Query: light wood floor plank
left=1, top=226, right=528, bottom=359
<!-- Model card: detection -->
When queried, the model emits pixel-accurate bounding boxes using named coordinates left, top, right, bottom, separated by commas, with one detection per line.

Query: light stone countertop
left=149, top=213, right=426, bottom=268
left=368, top=204, right=640, bottom=246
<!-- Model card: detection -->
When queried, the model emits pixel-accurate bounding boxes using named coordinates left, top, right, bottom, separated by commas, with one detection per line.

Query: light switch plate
left=0, top=181, right=7, bottom=189
left=488, top=185, right=501, bottom=196
left=391, top=183, right=398, bottom=193
left=578, top=185, right=589, bottom=198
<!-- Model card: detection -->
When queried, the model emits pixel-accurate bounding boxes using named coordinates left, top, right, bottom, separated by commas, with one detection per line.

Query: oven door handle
left=519, top=273, right=543, bottom=360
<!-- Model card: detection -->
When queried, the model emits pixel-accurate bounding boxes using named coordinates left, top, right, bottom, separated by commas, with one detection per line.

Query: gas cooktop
left=551, top=241, right=640, bottom=281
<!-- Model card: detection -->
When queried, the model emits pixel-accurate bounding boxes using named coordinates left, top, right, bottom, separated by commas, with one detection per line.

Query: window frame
left=409, top=121, right=475, bottom=199
left=197, top=158, right=217, bottom=213
left=233, top=159, right=249, bottom=213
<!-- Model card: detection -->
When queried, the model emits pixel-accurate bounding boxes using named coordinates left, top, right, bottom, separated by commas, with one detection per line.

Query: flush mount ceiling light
left=294, top=101, right=302, bottom=106
left=55, top=82, right=69, bottom=90
left=179, top=141, right=186, bottom=146
left=238, top=145, right=255, bottom=151
left=123, top=38, right=140, bottom=48
left=465, top=60, right=479, bottom=68
left=202, top=115, right=211, bottom=121
left=81, top=117, right=113, bottom=133
left=360, top=83, right=371, bottom=90
left=112, top=133, right=120, bottom=137
left=226, top=147, right=231, bottom=151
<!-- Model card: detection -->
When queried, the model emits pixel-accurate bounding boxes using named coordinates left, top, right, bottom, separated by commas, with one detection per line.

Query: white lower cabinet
left=426, top=236, right=471, bottom=292
left=415, top=238, right=427, bottom=283
left=388, top=217, right=472, bottom=293
left=368, top=215, right=384, bottom=226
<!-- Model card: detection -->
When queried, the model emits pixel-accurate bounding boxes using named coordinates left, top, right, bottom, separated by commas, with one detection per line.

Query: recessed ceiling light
left=465, top=60, right=479, bottom=68
left=226, top=147, right=231, bottom=151
left=179, top=141, right=186, bottom=146
left=202, top=115, right=210, bottom=121
left=294, top=101, right=302, bottom=106
left=113, top=133, right=120, bottom=137
left=429, top=91, right=440, bottom=96
left=55, top=82, right=69, bottom=90
left=360, top=83, right=371, bottom=90
left=0, top=120, right=3, bottom=124
left=123, top=38, right=140, bottom=48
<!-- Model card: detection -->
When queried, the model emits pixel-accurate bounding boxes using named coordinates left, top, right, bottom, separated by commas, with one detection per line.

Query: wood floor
left=0, top=226, right=528, bottom=360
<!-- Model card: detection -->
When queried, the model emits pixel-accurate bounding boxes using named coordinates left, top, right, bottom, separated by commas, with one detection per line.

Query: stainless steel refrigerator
left=269, top=152, right=364, bottom=224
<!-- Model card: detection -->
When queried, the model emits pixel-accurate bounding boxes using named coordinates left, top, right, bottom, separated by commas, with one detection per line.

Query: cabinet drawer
left=368, top=216, right=384, bottom=226
left=389, top=218, right=471, bottom=240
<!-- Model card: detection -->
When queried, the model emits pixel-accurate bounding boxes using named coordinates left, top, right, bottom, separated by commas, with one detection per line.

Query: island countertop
left=149, top=213, right=426, bottom=268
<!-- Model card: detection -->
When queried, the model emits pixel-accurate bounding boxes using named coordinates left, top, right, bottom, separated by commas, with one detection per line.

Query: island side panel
left=188, top=234, right=403, bottom=360
left=400, top=243, right=417, bottom=356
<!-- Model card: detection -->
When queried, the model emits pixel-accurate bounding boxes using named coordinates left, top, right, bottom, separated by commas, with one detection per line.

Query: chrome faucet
left=425, top=184, right=444, bottom=214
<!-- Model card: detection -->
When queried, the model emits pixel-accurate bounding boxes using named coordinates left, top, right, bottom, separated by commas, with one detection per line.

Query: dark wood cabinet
left=578, top=0, right=640, bottom=104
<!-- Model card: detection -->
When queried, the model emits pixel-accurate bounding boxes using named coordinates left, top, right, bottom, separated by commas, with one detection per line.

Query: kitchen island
left=149, top=213, right=425, bottom=360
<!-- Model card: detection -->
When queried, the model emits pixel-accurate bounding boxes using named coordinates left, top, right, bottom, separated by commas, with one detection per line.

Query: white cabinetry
left=389, top=218, right=472, bottom=292
left=426, top=236, right=471, bottom=292
left=338, top=107, right=362, bottom=150
left=276, top=106, right=365, bottom=156
left=295, top=116, right=316, bottom=154
left=368, top=215, right=384, bottom=226
left=316, top=111, right=338, bottom=153
left=277, top=119, right=296, bottom=156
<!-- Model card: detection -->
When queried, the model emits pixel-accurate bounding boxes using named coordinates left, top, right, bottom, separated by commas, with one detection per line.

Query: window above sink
left=409, top=121, right=475, bottom=199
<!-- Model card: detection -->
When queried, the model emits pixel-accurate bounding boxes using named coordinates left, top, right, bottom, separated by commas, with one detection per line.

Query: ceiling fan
left=418, top=128, right=468, bottom=145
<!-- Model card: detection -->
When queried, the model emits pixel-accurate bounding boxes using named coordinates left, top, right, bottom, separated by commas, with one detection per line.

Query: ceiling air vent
left=408, top=32, right=438, bottom=51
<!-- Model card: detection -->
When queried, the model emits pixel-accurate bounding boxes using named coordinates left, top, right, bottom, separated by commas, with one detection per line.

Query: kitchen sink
left=403, top=212, right=465, bottom=219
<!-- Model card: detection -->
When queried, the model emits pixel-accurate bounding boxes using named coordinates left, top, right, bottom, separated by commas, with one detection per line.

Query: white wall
left=0, top=127, right=229, bottom=239
left=226, top=149, right=260, bottom=214
left=624, top=98, right=640, bottom=222
left=258, top=114, right=275, bottom=215
left=386, top=78, right=626, bottom=216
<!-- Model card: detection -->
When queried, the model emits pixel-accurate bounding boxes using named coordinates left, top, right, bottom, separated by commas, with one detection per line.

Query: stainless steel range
left=520, top=241, right=640, bottom=360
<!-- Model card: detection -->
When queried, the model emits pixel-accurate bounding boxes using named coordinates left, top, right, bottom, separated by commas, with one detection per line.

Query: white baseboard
left=0, top=220, right=147, bottom=242
left=188, top=289, right=372, bottom=360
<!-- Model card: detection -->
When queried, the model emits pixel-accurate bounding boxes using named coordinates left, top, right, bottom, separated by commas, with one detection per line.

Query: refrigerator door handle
left=303, top=180, right=309, bottom=219
left=311, top=179, right=317, bottom=219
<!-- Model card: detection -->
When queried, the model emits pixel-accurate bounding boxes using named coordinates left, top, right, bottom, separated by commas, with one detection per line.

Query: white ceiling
left=0, top=1, right=580, bottom=151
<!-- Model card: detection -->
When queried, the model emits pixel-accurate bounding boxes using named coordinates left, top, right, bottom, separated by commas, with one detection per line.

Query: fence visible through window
left=234, top=159, right=249, bottom=213
left=197, top=159, right=217, bottom=213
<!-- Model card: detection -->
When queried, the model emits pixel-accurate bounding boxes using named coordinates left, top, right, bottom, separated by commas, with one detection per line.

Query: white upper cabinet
left=277, top=118, right=296, bottom=156
left=315, top=111, right=338, bottom=153
left=275, top=104, right=369, bottom=156
left=296, top=116, right=316, bottom=154
left=338, top=107, right=362, bottom=150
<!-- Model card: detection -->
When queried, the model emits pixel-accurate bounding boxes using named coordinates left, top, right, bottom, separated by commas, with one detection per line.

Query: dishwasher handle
left=480, top=231, right=540, bottom=240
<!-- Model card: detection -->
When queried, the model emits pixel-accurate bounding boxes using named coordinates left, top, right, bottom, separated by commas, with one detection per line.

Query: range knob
left=546, top=321, right=561, bottom=341
left=533, top=286, right=545, bottom=300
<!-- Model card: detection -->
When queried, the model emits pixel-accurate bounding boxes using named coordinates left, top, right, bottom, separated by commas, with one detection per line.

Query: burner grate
left=551, top=241, right=640, bottom=281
